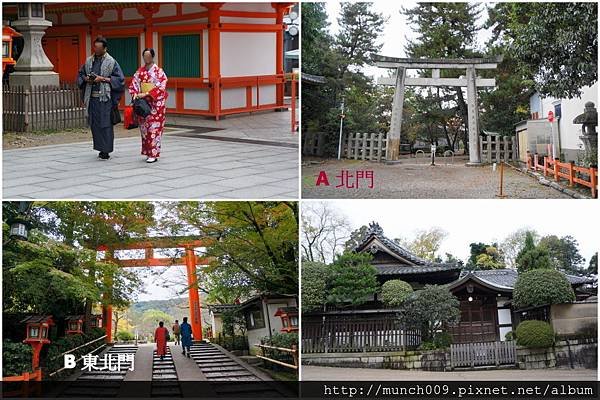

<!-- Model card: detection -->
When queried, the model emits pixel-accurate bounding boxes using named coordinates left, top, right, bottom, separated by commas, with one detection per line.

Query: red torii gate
left=98, top=236, right=212, bottom=343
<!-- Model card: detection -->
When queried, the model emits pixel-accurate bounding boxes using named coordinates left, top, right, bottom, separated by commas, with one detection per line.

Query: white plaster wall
left=498, top=308, right=511, bottom=325
left=155, top=4, right=177, bottom=18
left=166, top=88, right=176, bottom=108
left=499, top=326, right=512, bottom=341
left=182, top=3, right=206, bottom=14
left=220, top=32, right=276, bottom=77
left=221, top=88, right=247, bottom=109
left=221, top=3, right=275, bottom=13
left=98, top=9, right=118, bottom=23
left=534, top=82, right=598, bottom=152
left=220, top=17, right=276, bottom=24
left=122, top=8, right=143, bottom=21
left=61, top=12, right=87, bottom=25
left=257, top=84, right=276, bottom=105
left=202, top=30, right=209, bottom=78
left=184, top=88, right=209, bottom=110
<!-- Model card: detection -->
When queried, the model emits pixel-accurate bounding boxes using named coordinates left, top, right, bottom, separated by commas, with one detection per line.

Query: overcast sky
left=323, top=0, right=494, bottom=78
left=306, top=199, right=599, bottom=265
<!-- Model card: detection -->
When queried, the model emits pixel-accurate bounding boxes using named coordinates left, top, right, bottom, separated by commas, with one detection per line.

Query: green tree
left=380, top=280, right=413, bottom=308
left=301, top=261, right=331, bottom=313
left=513, top=269, right=575, bottom=309
left=403, top=2, right=482, bottom=152
left=165, top=202, right=298, bottom=299
left=486, top=2, right=597, bottom=98
left=588, top=253, right=598, bottom=275
left=334, top=2, right=386, bottom=78
left=499, top=228, right=539, bottom=269
left=467, top=242, right=503, bottom=269
left=327, top=252, right=378, bottom=307
left=539, top=235, right=585, bottom=273
left=398, top=227, right=448, bottom=262
left=474, top=246, right=505, bottom=270
left=398, top=285, right=460, bottom=342
left=515, top=232, right=552, bottom=273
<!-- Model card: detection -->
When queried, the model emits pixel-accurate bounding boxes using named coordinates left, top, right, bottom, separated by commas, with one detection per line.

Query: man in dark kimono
left=77, top=37, right=125, bottom=160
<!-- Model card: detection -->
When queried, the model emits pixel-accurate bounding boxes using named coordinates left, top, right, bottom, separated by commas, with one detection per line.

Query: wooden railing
left=526, top=152, right=598, bottom=198
left=450, top=341, right=516, bottom=368
left=254, top=343, right=298, bottom=371
left=3, top=83, right=86, bottom=132
left=302, top=313, right=421, bottom=353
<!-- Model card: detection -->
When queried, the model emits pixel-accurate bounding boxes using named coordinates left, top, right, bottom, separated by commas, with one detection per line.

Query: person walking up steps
left=180, top=317, right=192, bottom=357
left=172, top=319, right=181, bottom=346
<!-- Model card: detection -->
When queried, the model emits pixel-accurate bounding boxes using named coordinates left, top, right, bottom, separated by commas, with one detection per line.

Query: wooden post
left=497, top=161, right=506, bottom=198
left=543, top=156, right=548, bottom=176
left=534, top=153, right=539, bottom=172
left=554, top=158, right=560, bottom=182
left=591, top=167, right=597, bottom=198
left=206, top=3, right=223, bottom=119
left=568, top=161, right=575, bottom=187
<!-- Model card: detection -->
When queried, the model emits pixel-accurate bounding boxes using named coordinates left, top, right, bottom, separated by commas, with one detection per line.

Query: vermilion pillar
left=185, top=247, right=203, bottom=341
left=206, top=3, right=223, bottom=119
left=275, top=6, right=285, bottom=107
left=103, top=249, right=114, bottom=343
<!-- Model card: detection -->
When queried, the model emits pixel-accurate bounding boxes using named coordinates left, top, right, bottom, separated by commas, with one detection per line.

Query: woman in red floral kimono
left=129, top=48, right=168, bottom=163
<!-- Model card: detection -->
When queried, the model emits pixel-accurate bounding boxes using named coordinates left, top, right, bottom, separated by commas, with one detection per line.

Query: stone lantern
left=573, top=101, right=598, bottom=167
left=8, top=3, right=59, bottom=89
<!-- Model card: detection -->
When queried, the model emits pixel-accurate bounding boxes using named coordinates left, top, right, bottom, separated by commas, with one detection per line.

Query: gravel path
left=302, top=159, right=572, bottom=199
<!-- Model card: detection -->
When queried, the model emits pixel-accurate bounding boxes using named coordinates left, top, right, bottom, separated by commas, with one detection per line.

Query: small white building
left=515, top=82, right=598, bottom=163
left=208, top=294, right=298, bottom=354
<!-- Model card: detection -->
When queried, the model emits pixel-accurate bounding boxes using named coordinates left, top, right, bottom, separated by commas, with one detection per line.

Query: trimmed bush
left=380, top=279, right=413, bottom=307
left=116, top=330, right=134, bottom=341
left=515, top=320, right=555, bottom=348
left=513, top=269, right=575, bottom=309
left=505, top=331, right=514, bottom=341
left=433, top=331, right=453, bottom=349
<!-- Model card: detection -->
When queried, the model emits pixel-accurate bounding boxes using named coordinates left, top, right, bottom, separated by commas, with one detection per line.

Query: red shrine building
left=2, top=2, right=297, bottom=119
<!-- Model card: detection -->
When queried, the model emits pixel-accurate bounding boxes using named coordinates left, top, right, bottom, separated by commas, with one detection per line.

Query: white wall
left=535, top=82, right=598, bottom=154
left=220, top=32, right=276, bottom=77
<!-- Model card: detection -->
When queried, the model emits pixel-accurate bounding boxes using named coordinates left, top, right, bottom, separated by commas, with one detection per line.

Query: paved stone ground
left=302, top=158, right=572, bottom=199
left=3, top=111, right=299, bottom=199
left=301, top=365, right=598, bottom=381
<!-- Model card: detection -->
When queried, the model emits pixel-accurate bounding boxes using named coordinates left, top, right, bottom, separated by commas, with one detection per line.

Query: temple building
left=2, top=2, right=297, bottom=119
left=303, top=222, right=596, bottom=351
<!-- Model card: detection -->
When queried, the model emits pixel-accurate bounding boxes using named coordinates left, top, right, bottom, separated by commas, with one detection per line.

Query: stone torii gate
left=374, top=55, right=502, bottom=165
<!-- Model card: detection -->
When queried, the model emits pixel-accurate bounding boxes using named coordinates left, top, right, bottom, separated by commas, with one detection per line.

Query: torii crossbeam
left=374, top=55, right=502, bottom=164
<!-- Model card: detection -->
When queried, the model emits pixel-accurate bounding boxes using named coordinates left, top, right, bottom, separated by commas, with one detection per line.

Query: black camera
left=88, top=72, right=97, bottom=81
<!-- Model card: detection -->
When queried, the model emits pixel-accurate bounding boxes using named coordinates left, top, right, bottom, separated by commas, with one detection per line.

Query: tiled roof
left=302, top=73, right=327, bottom=84
left=355, top=222, right=460, bottom=273
left=453, top=269, right=595, bottom=290
left=207, top=304, right=239, bottom=314
left=376, top=264, right=461, bottom=275
left=20, top=315, right=54, bottom=324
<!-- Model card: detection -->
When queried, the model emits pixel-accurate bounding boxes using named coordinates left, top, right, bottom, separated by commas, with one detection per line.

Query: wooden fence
left=255, top=343, right=298, bottom=371
left=3, top=83, right=86, bottom=132
left=450, top=341, right=516, bottom=368
left=302, top=313, right=421, bottom=354
left=341, top=132, right=388, bottom=161
left=480, top=134, right=518, bottom=163
left=527, top=152, right=598, bottom=198
left=302, top=131, right=328, bottom=157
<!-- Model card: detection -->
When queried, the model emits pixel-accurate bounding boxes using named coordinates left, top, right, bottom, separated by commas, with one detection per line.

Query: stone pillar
left=9, top=3, right=59, bottom=89
left=466, top=66, right=481, bottom=165
left=387, top=66, right=406, bottom=161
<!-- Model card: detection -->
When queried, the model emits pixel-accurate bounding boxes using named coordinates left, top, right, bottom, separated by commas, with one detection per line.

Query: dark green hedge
left=516, top=320, right=555, bottom=348
left=513, top=269, right=575, bottom=309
